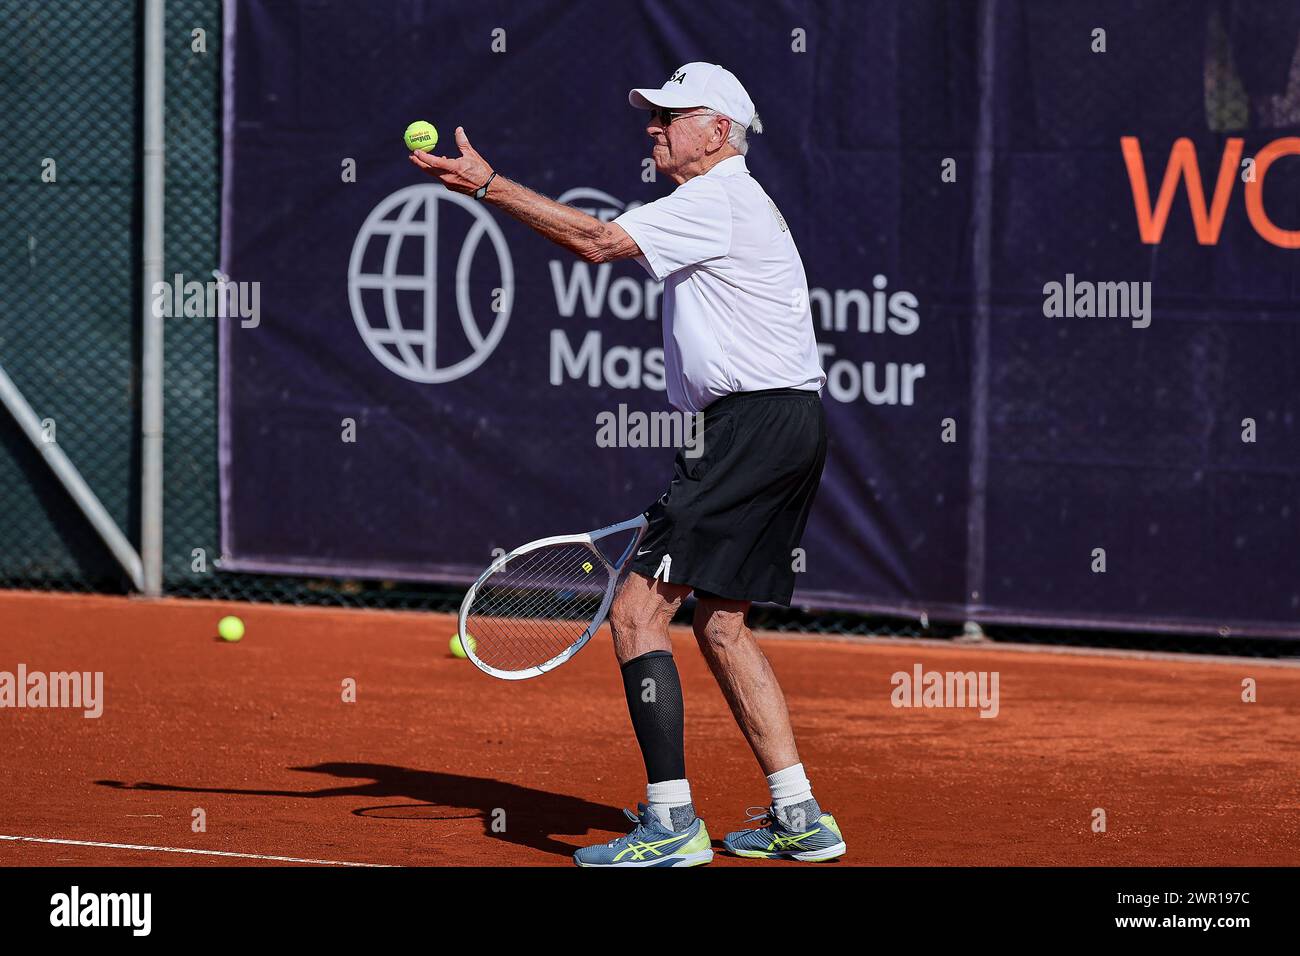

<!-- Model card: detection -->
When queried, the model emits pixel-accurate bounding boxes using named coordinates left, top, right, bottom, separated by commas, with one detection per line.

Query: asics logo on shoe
left=615, top=833, right=692, bottom=862
left=768, top=827, right=822, bottom=851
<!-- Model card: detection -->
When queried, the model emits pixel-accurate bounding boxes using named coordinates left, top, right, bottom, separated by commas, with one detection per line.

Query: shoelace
left=742, top=805, right=776, bottom=827
left=607, top=807, right=651, bottom=847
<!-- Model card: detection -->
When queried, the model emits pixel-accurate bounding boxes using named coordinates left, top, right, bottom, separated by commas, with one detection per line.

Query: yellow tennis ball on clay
left=450, top=633, right=476, bottom=658
left=217, top=615, right=245, bottom=642
left=404, top=120, right=439, bottom=152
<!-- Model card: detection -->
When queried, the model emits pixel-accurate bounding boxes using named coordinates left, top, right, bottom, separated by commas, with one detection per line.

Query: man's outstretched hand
left=407, top=124, right=638, bottom=265
left=409, top=126, right=495, bottom=196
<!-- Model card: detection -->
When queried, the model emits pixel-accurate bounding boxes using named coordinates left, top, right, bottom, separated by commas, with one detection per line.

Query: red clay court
left=2, top=590, right=1297, bottom=867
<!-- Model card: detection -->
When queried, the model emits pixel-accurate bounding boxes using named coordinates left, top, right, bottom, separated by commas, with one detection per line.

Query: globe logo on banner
left=555, top=186, right=640, bottom=222
left=348, top=185, right=514, bottom=383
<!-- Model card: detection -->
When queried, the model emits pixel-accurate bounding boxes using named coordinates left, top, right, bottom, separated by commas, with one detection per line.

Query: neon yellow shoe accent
left=614, top=835, right=684, bottom=862
left=612, top=821, right=711, bottom=863
left=767, top=827, right=821, bottom=851
left=680, top=821, right=712, bottom=859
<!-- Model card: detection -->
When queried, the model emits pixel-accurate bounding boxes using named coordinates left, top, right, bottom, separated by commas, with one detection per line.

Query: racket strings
left=472, top=565, right=604, bottom=668
left=466, top=542, right=612, bottom=672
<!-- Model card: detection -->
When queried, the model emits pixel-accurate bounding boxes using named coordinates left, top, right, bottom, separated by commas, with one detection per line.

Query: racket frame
left=457, top=513, right=649, bottom=680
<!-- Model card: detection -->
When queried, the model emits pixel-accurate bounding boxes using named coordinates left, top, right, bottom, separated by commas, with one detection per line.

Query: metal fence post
left=141, top=0, right=166, bottom=596
left=964, top=0, right=998, bottom=637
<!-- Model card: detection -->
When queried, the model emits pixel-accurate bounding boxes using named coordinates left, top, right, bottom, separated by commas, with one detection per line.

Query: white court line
left=0, top=834, right=394, bottom=867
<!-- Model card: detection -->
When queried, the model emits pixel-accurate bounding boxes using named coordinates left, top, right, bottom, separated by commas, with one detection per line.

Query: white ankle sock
left=646, top=778, right=693, bottom=831
left=767, top=763, right=813, bottom=810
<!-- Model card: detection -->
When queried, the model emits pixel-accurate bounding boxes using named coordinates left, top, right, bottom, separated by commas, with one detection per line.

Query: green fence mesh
left=0, top=0, right=139, bottom=593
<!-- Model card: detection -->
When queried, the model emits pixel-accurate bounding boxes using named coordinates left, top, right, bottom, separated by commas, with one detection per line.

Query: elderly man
left=412, top=62, right=845, bottom=867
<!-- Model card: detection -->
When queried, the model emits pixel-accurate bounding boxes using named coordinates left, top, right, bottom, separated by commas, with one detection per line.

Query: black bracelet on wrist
left=474, top=171, right=497, bottom=200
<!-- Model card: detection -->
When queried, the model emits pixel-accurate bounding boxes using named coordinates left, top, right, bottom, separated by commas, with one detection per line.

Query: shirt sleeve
left=613, top=178, right=733, bottom=282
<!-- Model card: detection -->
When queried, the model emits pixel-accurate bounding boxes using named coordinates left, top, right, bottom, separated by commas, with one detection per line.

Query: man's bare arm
left=409, top=126, right=641, bottom=264
left=483, top=176, right=640, bottom=263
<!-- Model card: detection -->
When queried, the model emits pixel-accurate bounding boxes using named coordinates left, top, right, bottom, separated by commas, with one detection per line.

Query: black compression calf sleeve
left=620, top=650, right=686, bottom=783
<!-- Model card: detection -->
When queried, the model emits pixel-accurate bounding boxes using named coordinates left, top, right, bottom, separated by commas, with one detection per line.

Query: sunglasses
left=649, top=106, right=713, bottom=127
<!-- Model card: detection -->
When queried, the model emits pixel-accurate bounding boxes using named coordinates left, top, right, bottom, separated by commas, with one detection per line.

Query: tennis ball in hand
left=450, top=633, right=476, bottom=658
left=404, top=120, right=438, bottom=152
left=218, top=615, right=245, bottom=642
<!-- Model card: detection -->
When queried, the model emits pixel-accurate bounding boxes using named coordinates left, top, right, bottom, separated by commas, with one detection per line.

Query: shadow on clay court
left=96, top=762, right=626, bottom=859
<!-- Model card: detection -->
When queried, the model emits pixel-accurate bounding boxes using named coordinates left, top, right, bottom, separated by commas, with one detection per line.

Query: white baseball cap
left=628, top=62, right=757, bottom=129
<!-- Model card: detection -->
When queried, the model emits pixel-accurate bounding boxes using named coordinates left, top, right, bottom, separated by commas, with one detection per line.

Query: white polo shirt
left=613, top=155, right=826, bottom=413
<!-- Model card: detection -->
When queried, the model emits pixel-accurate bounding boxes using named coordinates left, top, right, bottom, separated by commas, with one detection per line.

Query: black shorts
left=628, top=387, right=828, bottom=606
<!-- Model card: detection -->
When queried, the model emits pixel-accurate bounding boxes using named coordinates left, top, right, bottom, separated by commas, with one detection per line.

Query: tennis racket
left=457, top=514, right=649, bottom=680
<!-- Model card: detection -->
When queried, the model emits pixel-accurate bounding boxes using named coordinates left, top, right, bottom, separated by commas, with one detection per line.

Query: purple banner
left=221, top=0, right=1300, bottom=637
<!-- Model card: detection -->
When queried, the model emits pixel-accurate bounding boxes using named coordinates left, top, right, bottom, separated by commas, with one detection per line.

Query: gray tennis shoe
left=722, top=804, right=847, bottom=861
left=574, top=803, right=713, bottom=867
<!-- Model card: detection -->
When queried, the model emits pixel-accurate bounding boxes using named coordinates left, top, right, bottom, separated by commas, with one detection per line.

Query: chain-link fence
left=0, top=0, right=139, bottom=595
